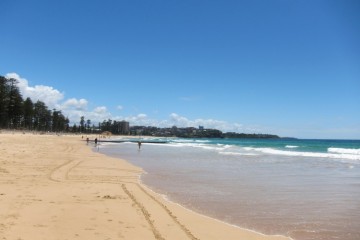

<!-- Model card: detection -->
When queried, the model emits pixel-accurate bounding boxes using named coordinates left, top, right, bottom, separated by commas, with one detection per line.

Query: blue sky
left=1, top=0, right=359, bottom=139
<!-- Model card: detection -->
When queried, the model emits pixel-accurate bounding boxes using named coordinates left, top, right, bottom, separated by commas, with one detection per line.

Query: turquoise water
left=116, top=137, right=360, bottom=159
left=100, top=138, right=360, bottom=240
left=167, top=137, right=360, bottom=156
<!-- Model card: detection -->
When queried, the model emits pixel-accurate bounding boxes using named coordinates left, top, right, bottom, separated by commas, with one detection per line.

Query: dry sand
left=0, top=133, right=291, bottom=240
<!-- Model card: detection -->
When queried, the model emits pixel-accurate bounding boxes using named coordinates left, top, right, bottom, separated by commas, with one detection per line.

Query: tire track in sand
left=48, top=142, right=199, bottom=240
left=48, top=142, right=82, bottom=182
left=134, top=183, right=200, bottom=240
left=48, top=159, right=82, bottom=182
left=122, top=184, right=165, bottom=240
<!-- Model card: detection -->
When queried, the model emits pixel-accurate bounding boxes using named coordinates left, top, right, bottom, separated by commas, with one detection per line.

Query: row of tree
left=1, top=75, right=280, bottom=138
left=73, top=118, right=130, bottom=134
left=0, top=75, right=132, bottom=134
left=0, top=76, right=69, bottom=131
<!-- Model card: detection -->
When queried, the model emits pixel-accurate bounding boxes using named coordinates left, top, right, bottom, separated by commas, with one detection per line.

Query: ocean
left=99, top=138, right=360, bottom=240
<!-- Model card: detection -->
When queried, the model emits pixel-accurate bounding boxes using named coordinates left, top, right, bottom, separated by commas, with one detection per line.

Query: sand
left=0, top=133, right=291, bottom=240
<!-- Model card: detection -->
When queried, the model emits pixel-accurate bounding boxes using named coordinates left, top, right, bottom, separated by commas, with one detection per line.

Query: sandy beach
left=0, top=133, right=291, bottom=240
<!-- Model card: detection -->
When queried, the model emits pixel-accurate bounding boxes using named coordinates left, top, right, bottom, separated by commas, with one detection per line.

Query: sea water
left=99, top=138, right=360, bottom=240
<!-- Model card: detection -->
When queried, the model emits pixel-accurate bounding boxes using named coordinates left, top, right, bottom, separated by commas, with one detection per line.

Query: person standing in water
left=138, top=141, right=141, bottom=150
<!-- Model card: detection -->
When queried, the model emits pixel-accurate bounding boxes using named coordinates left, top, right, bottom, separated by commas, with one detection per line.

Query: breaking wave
left=245, top=147, right=360, bottom=161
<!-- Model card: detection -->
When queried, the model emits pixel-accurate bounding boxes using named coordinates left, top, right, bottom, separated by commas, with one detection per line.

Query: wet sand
left=0, top=133, right=291, bottom=240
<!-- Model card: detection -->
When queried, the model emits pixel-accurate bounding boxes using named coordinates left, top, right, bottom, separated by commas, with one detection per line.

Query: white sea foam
left=157, top=140, right=360, bottom=161
left=245, top=147, right=360, bottom=161
left=222, top=144, right=233, bottom=149
left=195, top=139, right=211, bottom=143
left=166, top=142, right=229, bottom=152
left=171, top=139, right=196, bottom=143
left=328, top=147, right=360, bottom=155
left=219, top=151, right=259, bottom=156
left=285, top=145, right=299, bottom=149
left=169, top=143, right=356, bottom=160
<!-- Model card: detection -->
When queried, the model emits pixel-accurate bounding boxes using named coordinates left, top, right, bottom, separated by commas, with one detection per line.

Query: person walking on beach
left=138, top=141, right=141, bottom=150
left=95, top=138, right=98, bottom=146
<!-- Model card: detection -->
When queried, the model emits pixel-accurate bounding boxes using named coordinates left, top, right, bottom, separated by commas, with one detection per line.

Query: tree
left=52, top=109, right=61, bottom=132
left=7, top=78, right=24, bottom=128
left=64, top=117, right=70, bottom=132
left=80, top=116, right=85, bottom=133
left=86, top=119, right=91, bottom=133
left=23, top=97, right=34, bottom=129
left=71, top=123, right=78, bottom=133
left=53, top=110, right=68, bottom=132
left=0, top=76, right=9, bottom=127
left=34, top=100, right=51, bottom=131
left=0, top=75, right=83, bottom=134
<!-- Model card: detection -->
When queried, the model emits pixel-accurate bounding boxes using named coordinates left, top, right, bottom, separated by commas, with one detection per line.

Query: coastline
left=0, top=133, right=291, bottom=240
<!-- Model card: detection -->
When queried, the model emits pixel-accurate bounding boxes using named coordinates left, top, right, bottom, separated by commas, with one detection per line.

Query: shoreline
left=90, top=136, right=295, bottom=240
left=0, top=133, right=292, bottom=240
left=138, top=179, right=294, bottom=240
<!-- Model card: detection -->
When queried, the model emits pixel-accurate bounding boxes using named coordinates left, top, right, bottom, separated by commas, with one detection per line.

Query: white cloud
left=6, top=73, right=250, bottom=133
left=63, top=106, right=112, bottom=124
left=94, top=106, right=107, bottom=114
left=138, top=113, right=147, bottom=119
left=122, top=112, right=249, bottom=133
left=124, top=114, right=153, bottom=126
left=117, top=105, right=123, bottom=110
left=62, top=98, right=88, bottom=111
left=169, top=113, right=189, bottom=125
left=7, top=72, right=114, bottom=124
left=6, top=73, right=64, bottom=109
left=165, top=113, right=246, bottom=132
left=87, top=106, right=112, bottom=123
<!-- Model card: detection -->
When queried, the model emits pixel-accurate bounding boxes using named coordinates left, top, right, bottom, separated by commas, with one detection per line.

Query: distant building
left=118, top=121, right=129, bottom=135
left=199, top=126, right=204, bottom=131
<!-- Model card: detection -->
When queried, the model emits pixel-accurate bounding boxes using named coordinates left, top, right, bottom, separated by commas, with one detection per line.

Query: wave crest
left=285, top=145, right=299, bottom=149
left=328, top=147, right=360, bottom=155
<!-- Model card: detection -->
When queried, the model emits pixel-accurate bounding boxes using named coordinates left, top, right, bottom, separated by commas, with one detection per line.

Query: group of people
left=85, top=137, right=98, bottom=145
left=83, top=135, right=142, bottom=150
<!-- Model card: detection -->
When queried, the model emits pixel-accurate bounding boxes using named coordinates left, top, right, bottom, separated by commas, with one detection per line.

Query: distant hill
left=222, top=132, right=280, bottom=139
